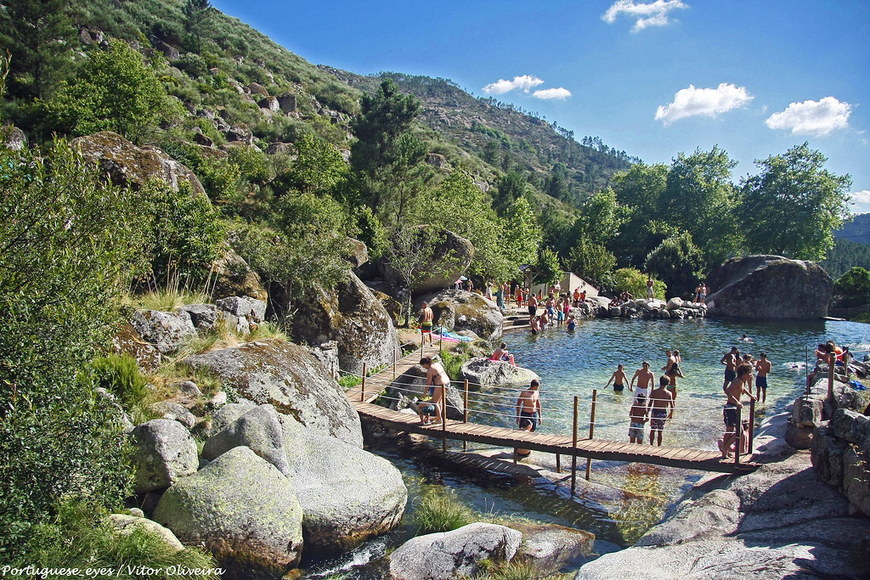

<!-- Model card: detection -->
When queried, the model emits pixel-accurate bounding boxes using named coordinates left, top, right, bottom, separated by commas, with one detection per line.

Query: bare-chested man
left=515, top=379, right=543, bottom=458
left=719, top=364, right=756, bottom=458
left=630, top=361, right=655, bottom=398
left=721, top=346, right=739, bottom=389
left=755, top=352, right=772, bottom=403
left=417, top=356, right=448, bottom=424
left=418, top=302, right=434, bottom=345
left=605, top=364, right=628, bottom=392
left=527, top=293, right=538, bottom=318
left=648, top=376, right=674, bottom=446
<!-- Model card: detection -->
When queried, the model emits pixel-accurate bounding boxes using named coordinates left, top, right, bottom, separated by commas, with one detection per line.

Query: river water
left=304, top=317, right=870, bottom=578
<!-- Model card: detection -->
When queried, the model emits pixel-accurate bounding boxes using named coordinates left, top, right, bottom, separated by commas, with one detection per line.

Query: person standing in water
left=630, top=361, right=655, bottom=397
left=605, top=364, right=628, bottom=393
left=755, top=352, right=772, bottom=403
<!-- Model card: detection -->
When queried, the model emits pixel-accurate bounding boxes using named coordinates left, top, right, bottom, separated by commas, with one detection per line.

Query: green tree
left=612, top=267, right=666, bottom=299
left=644, top=231, right=705, bottom=298
left=660, top=147, right=742, bottom=268
left=426, top=171, right=513, bottom=282
left=741, top=144, right=852, bottom=260
left=182, top=0, right=216, bottom=52
left=0, top=140, right=148, bottom=557
left=382, top=225, right=450, bottom=326
left=534, top=247, right=562, bottom=286
left=284, top=132, right=348, bottom=195
left=573, top=188, right=628, bottom=247
left=501, top=196, right=542, bottom=269
left=0, top=0, right=75, bottom=99
left=566, top=239, right=616, bottom=284
left=834, top=267, right=870, bottom=307
left=610, top=163, right=668, bottom=267
left=492, top=171, right=527, bottom=216
left=42, top=39, right=169, bottom=139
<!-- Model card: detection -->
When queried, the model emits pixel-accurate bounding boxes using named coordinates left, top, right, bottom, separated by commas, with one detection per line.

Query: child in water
left=566, top=314, right=576, bottom=331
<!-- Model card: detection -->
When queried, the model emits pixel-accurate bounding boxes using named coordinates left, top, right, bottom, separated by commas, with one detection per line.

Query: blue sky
left=211, top=0, right=870, bottom=212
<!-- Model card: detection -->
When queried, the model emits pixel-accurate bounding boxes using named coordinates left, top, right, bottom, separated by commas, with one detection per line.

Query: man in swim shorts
left=648, top=376, right=674, bottom=446
left=755, top=352, right=771, bottom=403
left=515, top=379, right=542, bottom=458
left=606, top=364, right=628, bottom=392
left=721, top=346, right=739, bottom=389
left=527, top=293, right=538, bottom=318
left=418, top=302, right=434, bottom=345
left=418, top=356, right=448, bottom=424
left=630, top=361, right=655, bottom=398
left=719, top=364, right=756, bottom=458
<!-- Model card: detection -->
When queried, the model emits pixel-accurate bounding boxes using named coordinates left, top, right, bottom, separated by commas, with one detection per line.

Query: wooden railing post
left=586, top=389, right=597, bottom=481
left=441, top=385, right=448, bottom=454
left=462, top=380, right=469, bottom=452
left=439, top=331, right=444, bottom=354
left=734, top=404, right=742, bottom=466
left=571, top=396, right=579, bottom=495
left=361, top=362, right=367, bottom=403
left=748, top=399, right=756, bottom=454
left=393, top=347, right=397, bottom=379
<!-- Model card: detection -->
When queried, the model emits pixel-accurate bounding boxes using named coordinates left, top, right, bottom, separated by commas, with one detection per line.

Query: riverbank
left=574, top=409, right=870, bottom=578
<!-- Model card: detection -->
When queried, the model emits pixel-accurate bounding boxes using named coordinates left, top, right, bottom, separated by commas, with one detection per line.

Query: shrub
left=611, top=267, right=666, bottom=299
left=414, top=488, right=475, bottom=534
left=835, top=267, right=870, bottom=307
left=89, top=354, right=149, bottom=410
left=22, top=500, right=218, bottom=576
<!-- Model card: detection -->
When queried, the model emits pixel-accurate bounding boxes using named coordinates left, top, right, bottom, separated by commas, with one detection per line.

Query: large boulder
left=380, top=227, right=475, bottom=295
left=292, top=271, right=401, bottom=376
left=389, top=522, right=522, bottom=580
left=203, top=404, right=290, bottom=476
left=210, top=245, right=267, bottom=301
left=153, top=447, right=304, bottom=578
left=512, top=523, right=594, bottom=576
left=112, top=322, right=163, bottom=372
left=129, top=419, right=198, bottom=493
left=280, top=416, right=407, bottom=558
left=106, top=513, right=184, bottom=553
left=182, top=339, right=363, bottom=447
left=130, top=309, right=197, bottom=355
left=72, top=131, right=205, bottom=195
left=459, top=358, right=540, bottom=387
left=420, top=290, right=504, bottom=342
left=706, top=255, right=832, bottom=319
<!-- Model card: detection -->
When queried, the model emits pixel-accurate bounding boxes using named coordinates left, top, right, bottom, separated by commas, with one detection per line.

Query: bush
left=611, top=267, right=666, bottom=299
left=22, top=500, right=218, bottom=577
left=89, top=355, right=149, bottom=410
left=414, top=488, right=475, bottom=534
left=834, top=267, right=870, bottom=307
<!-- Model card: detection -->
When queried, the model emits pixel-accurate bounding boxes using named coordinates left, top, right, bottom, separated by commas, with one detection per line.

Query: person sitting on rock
left=491, top=342, right=516, bottom=366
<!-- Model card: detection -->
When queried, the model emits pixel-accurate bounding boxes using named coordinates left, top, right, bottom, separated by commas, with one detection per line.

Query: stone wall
left=811, top=408, right=870, bottom=517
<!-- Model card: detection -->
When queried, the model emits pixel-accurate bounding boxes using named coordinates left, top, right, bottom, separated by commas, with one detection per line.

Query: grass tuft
left=414, top=487, right=475, bottom=534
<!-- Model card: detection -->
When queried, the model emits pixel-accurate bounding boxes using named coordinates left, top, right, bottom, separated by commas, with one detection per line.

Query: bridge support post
left=393, top=348, right=397, bottom=379
left=361, top=363, right=367, bottom=403
left=571, top=396, right=578, bottom=495
left=586, top=389, right=597, bottom=481
left=463, top=380, right=469, bottom=452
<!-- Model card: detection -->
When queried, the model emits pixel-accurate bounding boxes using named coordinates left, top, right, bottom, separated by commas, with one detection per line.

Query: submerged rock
left=389, top=522, right=522, bottom=580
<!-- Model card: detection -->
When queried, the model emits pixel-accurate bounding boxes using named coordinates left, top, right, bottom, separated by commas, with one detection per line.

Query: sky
left=210, top=0, right=870, bottom=212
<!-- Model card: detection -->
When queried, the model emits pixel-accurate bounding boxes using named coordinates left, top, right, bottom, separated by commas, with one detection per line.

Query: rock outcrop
left=389, top=523, right=522, bottom=580
left=130, top=310, right=197, bottom=355
left=71, top=131, right=205, bottom=195
left=182, top=339, right=363, bottom=447
left=380, top=227, right=475, bottom=295
left=153, top=447, right=304, bottom=578
left=419, top=290, right=504, bottom=342
left=574, top=413, right=870, bottom=579
left=210, top=246, right=267, bottom=301
left=459, top=358, right=540, bottom=387
left=812, top=408, right=870, bottom=517
left=202, top=404, right=290, bottom=476
left=130, top=419, right=198, bottom=493
left=280, top=415, right=407, bottom=557
left=292, top=271, right=401, bottom=377
left=705, top=255, right=832, bottom=319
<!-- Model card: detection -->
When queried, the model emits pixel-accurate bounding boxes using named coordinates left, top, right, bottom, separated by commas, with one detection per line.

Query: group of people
left=606, top=351, right=684, bottom=446
left=527, top=292, right=580, bottom=334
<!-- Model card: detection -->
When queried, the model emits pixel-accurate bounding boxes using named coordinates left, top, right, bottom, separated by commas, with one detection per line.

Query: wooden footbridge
left=343, top=342, right=760, bottom=489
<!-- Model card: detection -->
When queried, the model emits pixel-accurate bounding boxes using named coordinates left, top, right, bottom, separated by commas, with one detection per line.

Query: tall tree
left=0, top=0, right=75, bottom=99
left=610, top=163, right=668, bottom=267
left=741, top=143, right=852, bottom=260
left=492, top=172, right=527, bottom=216
left=644, top=231, right=705, bottom=298
left=659, top=147, right=742, bottom=268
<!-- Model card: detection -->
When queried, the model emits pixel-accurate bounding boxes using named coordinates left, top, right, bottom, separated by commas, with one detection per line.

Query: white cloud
left=765, top=97, right=852, bottom=137
left=482, top=75, right=544, bottom=95
left=533, top=87, right=572, bottom=100
left=848, top=190, right=870, bottom=215
left=602, top=0, right=688, bottom=32
left=655, top=83, right=753, bottom=125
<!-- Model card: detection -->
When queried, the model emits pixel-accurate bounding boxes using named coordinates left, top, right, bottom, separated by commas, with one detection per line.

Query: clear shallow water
left=473, top=317, right=870, bottom=450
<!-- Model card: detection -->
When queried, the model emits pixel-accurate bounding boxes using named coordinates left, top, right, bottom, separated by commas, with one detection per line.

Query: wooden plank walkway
left=345, top=344, right=759, bottom=475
